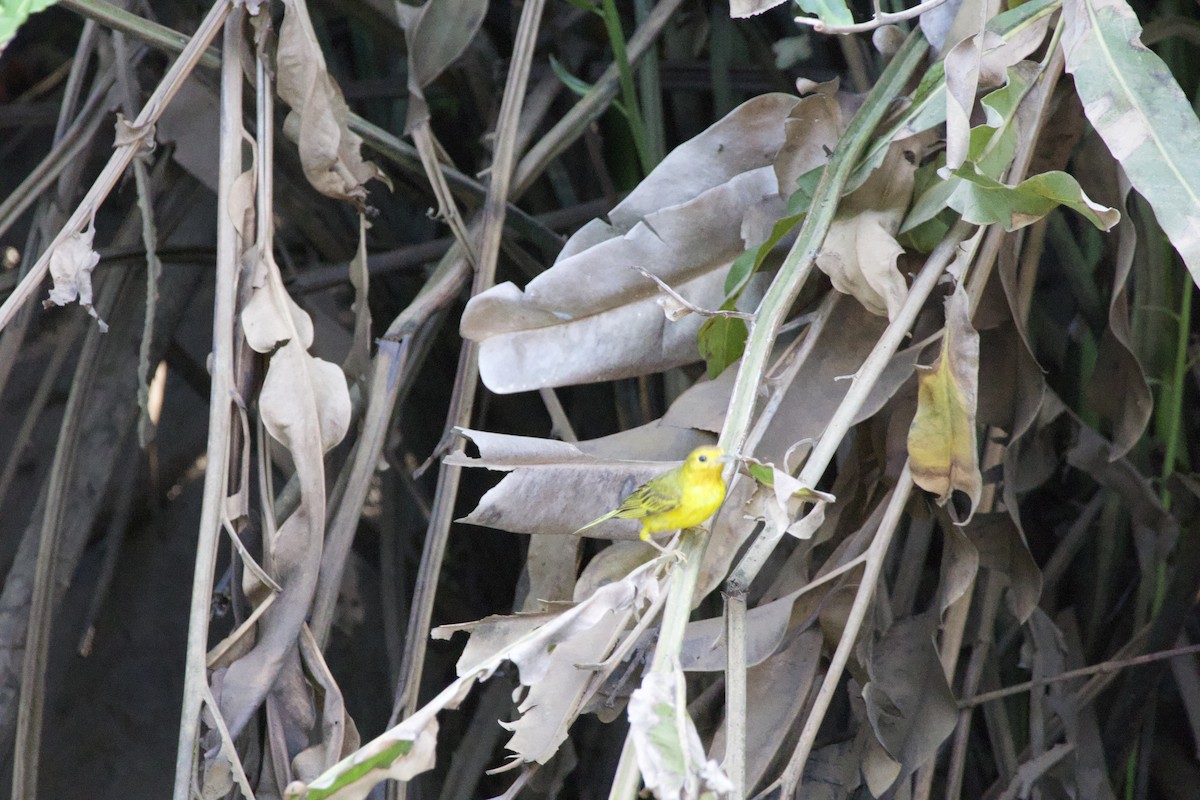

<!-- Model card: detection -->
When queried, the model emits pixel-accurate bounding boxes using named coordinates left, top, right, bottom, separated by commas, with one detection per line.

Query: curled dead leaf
left=276, top=0, right=389, bottom=206
left=43, top=220, right=108, bottom=331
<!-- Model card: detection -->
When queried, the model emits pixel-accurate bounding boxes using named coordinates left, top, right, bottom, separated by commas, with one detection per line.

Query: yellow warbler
left=574, top=446, right=730, bottom=541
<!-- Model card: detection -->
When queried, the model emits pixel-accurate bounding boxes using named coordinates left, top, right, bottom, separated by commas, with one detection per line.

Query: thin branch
left=390, top=0, right=549, bottom=730
left=0, top=0, right=231, bottom=334
left=964, top=642, right=1200, bottom=709
left=172, top=7, right=241, bottom=799
left=795, top=0, right=952, bottom=35
left=631, top=266, right=756, bottom=320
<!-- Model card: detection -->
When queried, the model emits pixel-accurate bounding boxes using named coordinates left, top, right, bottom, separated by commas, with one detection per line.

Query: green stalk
left=599, top=0, right=655, bottom=175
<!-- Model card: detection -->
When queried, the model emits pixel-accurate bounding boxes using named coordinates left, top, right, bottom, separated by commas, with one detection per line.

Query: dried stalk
left=0, top=0, right=230, bottom=334
left=172, top=8, right=241, bottom=798
left=390, top=0, right=548, bottom=727
left=776, top=466, right=916, bottom=798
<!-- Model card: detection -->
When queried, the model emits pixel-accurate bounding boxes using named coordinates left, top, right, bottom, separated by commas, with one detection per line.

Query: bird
left=573, top=446, right=730, bottom=545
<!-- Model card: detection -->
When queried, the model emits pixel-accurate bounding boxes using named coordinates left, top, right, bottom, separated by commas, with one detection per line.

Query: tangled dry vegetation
left=1, top=0, right=1200, bottom=798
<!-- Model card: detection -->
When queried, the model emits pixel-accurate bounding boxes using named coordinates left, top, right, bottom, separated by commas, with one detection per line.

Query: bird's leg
left=641, top=530, right=686, bottom=564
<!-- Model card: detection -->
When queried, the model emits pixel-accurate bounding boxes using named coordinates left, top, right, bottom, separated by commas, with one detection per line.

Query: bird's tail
left=573, top=509, right=618, bottom=535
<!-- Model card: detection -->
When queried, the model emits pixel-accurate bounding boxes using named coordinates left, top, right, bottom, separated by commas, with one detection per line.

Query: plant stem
left=599, top=0, right=655, bottom=175
left=172, top=8, right=241, bottom=799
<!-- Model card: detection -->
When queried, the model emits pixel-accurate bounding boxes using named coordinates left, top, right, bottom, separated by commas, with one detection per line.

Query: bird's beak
left=718, top=454, right=736, bottom=464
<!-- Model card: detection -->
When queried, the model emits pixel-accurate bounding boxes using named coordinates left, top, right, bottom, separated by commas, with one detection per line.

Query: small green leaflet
left=697, top=315, right=748, bottom=379
left=795, top=0, right=853, bottom=27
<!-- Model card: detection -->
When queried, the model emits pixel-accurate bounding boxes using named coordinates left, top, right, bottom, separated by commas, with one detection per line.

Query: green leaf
left=723, top=248, right=760, bottom=298
left=899, top=209, right=954, bottom=254
left=724, top=212, right=804, bottom=297
left=0, top=0, right=58, bottom=54
left=1062, top=0, right=1200, bottom=282
left=301, top=741, right=413, bottom=800
left=549, top=54, right=594, bottom=98
left=946, top=167, right=1119, bottom=232
left=847, top=0, right=1060, bottom=192
left=970, top=66, right=1035, bottom=179
left=786, top=166, right=823, bottom=216
left=748, top=462, right=775, bottom=486
left=795, top=0, right=854, bottom=27
left=697, top=316, right=748, bottom=379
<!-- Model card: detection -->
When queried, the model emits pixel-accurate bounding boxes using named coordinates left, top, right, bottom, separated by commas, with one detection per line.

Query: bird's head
left=683, top=445, right=729, bottom=475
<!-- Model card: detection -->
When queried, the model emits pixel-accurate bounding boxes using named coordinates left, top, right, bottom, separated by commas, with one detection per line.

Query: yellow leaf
left=907, top=283, right=982, bottom=520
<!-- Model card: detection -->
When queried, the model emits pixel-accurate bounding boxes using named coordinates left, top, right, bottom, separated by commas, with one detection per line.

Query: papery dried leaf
left=742, top=464, right=830, bottom=541
left=861, top=614, right=957, bottom=783
left=287, top=679, right=467, bottom=800
left=936, top=510, right=979, bottom=613
left=815, top=141, right=920, bottom=320
left=944, top=30, right=1005, bottom=172
left=396, top=0, right=486, bottom=128
left=500, top=613, right=625, bottom=764
left=294, top=567, right=660, bottom=799
left=1085, top=176, right=1151, bottom=458
left=113, top=112, right=156, bottom=151
left=276, top=0, right=388, bottom=206
left=43, top=221, right=108, bottom=331
left=758, top=294, right=924, bottom=467
left=774, top=86, right=843, bottom=194
left=629, top=668, right=733, bottom=799
left=677, top=592, right=797, bottom=672
left=243, top=280, right=316, bottom=354
left=260, top=344, right=351, bottom=455
left=964, top=512, right=1042, bottom=620
left=729, top=0, right=788, bottom=19
left=908, top=283, right=982, bottom=521
left=446, top=429, right=712, bottom=538
left=462, top=95, right=801, bottom=392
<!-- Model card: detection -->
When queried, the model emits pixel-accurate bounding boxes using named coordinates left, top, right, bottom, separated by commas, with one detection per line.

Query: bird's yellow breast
left=640, top=467, right=727, bottom=534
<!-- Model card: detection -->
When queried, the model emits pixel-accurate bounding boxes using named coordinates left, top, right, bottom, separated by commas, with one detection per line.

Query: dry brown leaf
left=214, top=258, right=351, bottom=746
left=395, top=0, right=487, bottom=129
left=43, top=220, right=107, bottom=331
left=907, top=282, right=982, bottom=520
left=1085, top=177, right=1151, bottom=458
left=276, top=0, right=388, bottom=206
left=461, top=94, right=803, bottom=393
left=861, top=614, right=958, bottom=785
left=774, top=84, right=844, bottom=195
left=815, top=141, right=920, bottom=320
left=758, top=294, right=924, bottom=468
left=292, top=566, right=661, bottom=798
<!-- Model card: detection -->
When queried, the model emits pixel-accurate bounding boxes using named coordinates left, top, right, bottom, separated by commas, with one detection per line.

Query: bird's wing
left=615, top=476, right=682, bottom=519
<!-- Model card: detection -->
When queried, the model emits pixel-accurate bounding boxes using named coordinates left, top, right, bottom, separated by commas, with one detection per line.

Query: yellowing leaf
left=907, top=283, right=982, bottom=520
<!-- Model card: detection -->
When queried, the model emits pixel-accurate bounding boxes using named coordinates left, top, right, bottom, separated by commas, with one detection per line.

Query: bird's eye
left=698, top=454, right=707, bottom=462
